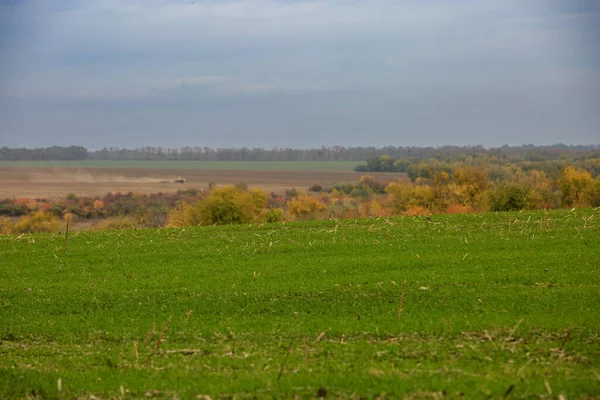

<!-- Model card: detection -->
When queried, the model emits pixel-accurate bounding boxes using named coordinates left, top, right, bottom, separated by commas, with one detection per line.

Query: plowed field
left=0, top=166, right=404, bottom=198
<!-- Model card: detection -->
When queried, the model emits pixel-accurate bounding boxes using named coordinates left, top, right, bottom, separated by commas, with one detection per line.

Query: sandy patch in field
left=0, top=167, right=406, bottom=199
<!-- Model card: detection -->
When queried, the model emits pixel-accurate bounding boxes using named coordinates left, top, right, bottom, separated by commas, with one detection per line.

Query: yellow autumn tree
left=12, top=211, right=60, bottom=233
left=196, top=186, right=260, bottom=225
left=166, top=186, right=266, bottom=227
left=558, top=166, right=593, bottom=207
left=166, top=201, right=199, bottom=227
left=286, top=193, right=326, bottom=220
left=385, top=182, right=434, bottom=214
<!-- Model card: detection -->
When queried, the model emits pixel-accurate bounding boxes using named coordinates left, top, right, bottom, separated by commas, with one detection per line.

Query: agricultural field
left=0, top=161, right=361, bottom=171
left=0, top=162, right=401, bottom=199
left=1, top=209, right=599, bottom=399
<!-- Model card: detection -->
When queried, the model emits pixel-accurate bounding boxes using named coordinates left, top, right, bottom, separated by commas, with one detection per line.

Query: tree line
left=355, top=152, right=600, bottom=181
left=1, top=144, right=598, bottom=162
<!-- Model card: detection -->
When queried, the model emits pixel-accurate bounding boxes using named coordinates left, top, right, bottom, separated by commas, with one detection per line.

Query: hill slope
left=1, top=210, right=599, bottom=398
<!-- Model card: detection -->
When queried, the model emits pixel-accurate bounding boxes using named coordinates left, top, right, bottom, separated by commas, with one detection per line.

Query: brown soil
left=0, top=167, right=406, bottom=199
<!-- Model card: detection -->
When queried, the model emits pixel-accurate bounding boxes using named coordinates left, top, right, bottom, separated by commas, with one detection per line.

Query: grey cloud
left=0, top=0, right=598, bottom=148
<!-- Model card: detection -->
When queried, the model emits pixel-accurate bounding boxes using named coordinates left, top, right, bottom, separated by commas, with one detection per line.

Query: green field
left=1, top=210, right=599, bottom=399
left=0, top=160, right=360, bottom=172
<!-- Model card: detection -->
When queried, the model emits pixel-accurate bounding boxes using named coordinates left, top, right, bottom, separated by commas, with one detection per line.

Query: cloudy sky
left=0, top=0, right=598, bottom=149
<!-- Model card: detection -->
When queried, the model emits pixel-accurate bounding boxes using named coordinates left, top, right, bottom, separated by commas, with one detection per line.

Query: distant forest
left=1, top=144, right=599, bottom=162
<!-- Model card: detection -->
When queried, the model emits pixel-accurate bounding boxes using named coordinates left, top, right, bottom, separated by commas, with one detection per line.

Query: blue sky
left=0, top=0, right=598, bottom=149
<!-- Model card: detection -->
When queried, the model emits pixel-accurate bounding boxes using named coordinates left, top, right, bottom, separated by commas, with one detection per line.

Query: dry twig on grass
left=154, top=316, right=172, bottom=351
left=147, top=316, right=172, bottom=363
left=313, top=332, right=326, bottom=344
left=143, top=322, right=156, bottom=347
left=560, top=325, right=573, bottom=350
left=63, top=215, right=70, bottom=252
left=133, top=341, right=139, bottom=364
left=277, top=341, right=294, bottom=383
left=397, top=280, right=407, bottom=321
left=503, top=383, right=515, bottom=398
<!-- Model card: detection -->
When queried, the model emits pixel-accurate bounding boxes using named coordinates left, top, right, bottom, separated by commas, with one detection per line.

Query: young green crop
left=0, top=209, right=599, bottom=399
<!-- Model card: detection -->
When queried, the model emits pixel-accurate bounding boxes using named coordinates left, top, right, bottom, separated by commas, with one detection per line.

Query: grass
left=0, top=160, right=360, bottom=172
left=0, top=209, right=599, bottom=399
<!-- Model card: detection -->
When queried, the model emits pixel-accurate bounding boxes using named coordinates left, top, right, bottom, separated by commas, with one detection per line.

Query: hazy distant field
left=0, top=160, right=390, bottom=199
left=1, top=209, right=598, bottom=398
left=0, top=163, right=403, bottom=199
left=0, top=160, right=360, bottom=172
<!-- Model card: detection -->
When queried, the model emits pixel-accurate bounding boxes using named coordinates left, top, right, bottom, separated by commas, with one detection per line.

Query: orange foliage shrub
left=14, top=198, right=31, bottom=207
left=93, top=200, right=105, bottom=210
left=360, top=199, right=390, bottom=217
left=404, top=206, right=429, bottom=217
left=445, top=204, right=475, bottom=214
left=26, top=199, right=38, bottom=210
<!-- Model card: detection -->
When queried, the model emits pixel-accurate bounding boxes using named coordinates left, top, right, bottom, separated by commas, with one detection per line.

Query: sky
left=0, top=0, right=599, bottom=149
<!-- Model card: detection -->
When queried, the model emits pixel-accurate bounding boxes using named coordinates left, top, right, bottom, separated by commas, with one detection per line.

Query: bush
left=285, top=188, right=299, bottom=199
left=445, top=204, right=476, bottom=214
left=359, top=175, right=385, bottom=193
left=177, top=188, right=199, bottom=196
left=326, top=198, right=361, bottom=219
left=404, top=206, right=429, bottom=217
left=1, top=217, right=14, bottom=234
left=165, top=201, right=197, bottom=227
left=264, top=208, right=284, bottom=223
left=350, top=186, right=373, bottom=201
left=559, top=166, right=594, bottom=207
left=588, top=180, right=600, bottom=207
left=442, top=183, right=484, bottom=210
left=251, top=189, right=267, bottom=209
left=12, top=211, right=60, bottom=233
left=196, top=186, right=261, bottom=225
left=385, top=183, right=434, bottom=214
left=363, top=199, right=389, bottom=217
left=0, top=202, right=28, bottom=217
left=487, top=183, right=530, bottom=212
left=308, top=184, right=323, bottom=192
left=287, top=193, right=326, bottom=220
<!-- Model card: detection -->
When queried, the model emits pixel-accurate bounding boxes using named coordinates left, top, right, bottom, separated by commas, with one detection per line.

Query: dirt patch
left=0, top=167, right=406, bottom=199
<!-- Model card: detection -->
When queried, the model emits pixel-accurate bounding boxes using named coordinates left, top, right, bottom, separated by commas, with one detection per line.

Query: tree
left=286, top=193, right=326, bottom=220
left=558, top=166, right=593, bottom=207
left=487, top=183, right=531, bottom=212
left=196, top=186, right=260, bottom=225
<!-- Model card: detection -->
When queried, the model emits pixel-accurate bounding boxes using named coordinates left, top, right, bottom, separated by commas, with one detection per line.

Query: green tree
left=197, top=186, right=259, bottom=225
left=487, top=183, right=530, bottom=212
